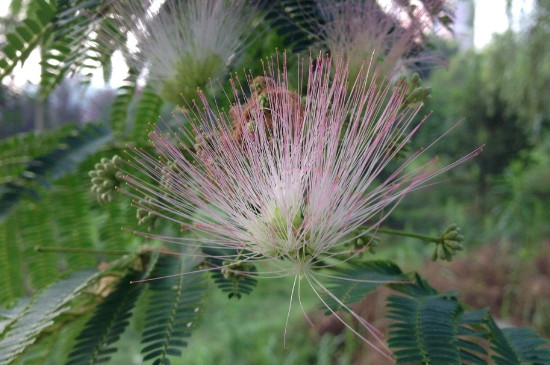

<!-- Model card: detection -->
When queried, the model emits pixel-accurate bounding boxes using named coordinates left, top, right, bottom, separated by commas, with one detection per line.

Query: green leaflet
left=1, top=0, right=127, bottom=98
left=140, top=255, right=207, bottom=364
left=321, top=260, right=407, bottom=313
left=0, top=269, right=99, bottom=365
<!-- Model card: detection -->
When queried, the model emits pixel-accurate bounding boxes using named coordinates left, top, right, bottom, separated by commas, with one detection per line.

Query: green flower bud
left=251, top=76, right=267, bottom=94
left=135, top=198, right=158, bottom=231
left=257, top=92, right=269, bottom=109
left=343, top=228, right=378, bottom=256
left=432, top=224, right=465, bottom=262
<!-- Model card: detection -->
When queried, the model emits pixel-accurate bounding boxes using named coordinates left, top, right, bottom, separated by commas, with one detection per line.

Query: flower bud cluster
left=230, top=76, right=302, bottom=144
left=89, top=155, right=124, bottom=203
left=159, top=161, right=179, bottom=190
left=396, top=73, right=431, bottom=109
left=136, top=198, right=158, bottom=231
left=344, top=228, right=378, bottom=256
left=432, top=224, right=464, bottom=261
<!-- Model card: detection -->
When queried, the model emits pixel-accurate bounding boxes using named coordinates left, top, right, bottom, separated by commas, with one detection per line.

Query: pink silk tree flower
left=316, top=0, right=443, bottom=81
left=106, top=0, right=260, bottom=104
left=121, top=55, right=479, bottom=358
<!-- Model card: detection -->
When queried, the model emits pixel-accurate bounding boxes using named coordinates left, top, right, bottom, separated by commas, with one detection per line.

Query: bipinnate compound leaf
left=66, top=268, right=148, bottom=365
left=202, top=248, right=258, bottom=299
left=0, top=0, right=55, bottom=81
left=140, top=255, right=207, bottom=364
left=387, top=293, right=462, bottom=364
left=487, top=314, right=550, bottom=365
left=132, top=86, right=164, bottom=143
left=0, top=269, right=99, bottom=365
left=264, top=0, right=320, bottom=53
left=210, top=266, right=258, bottom=300
left=386, top=274, right=550, bottom=364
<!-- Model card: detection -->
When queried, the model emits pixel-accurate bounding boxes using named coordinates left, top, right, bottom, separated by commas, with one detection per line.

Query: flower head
left=108, top=0, right=259, bottom=104
left=316, top=0, right=439, bottom=80
left=121, top=54, right=479, bottom=357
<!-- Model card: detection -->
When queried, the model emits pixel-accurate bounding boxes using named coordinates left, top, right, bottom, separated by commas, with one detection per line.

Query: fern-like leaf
left=387, top=274, right=550, bottom=364
left=0, top=269, right=99, bottom=365
left=0, top=0, right=55, bottom=81
left=109, top=70, right=138, bottom=134
left=487, top=315, right=550, bottom=365
left=140, top=255, right=207, bottom=364
left=0, top=123, right=111, bottom=220
left=387, top=293, right=462, bottom=364
left=322, top=260, right=407, bottom=312
left=264, top=0, right=321, bottom=53
left=39, top=0, right=121, bottom=97
left=65, top=268, right=148, bottom=365
left=132, top=86, right=164, bottom=143
left=202, top=248, right=258, bottom=299
left=456, top=309, right=490, bottom=365
left=210, top=265, right=258, bottom=299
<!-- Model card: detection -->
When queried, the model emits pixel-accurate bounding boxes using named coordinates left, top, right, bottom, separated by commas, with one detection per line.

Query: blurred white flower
left=109, top=0, right=260, bottom=104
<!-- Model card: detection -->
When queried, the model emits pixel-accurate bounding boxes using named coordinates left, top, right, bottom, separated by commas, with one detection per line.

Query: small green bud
left=135, top=198, right=158, bottom=231
left=103, top=162, right=115, bottom=173
left=103, top=180, right=115, bottom=189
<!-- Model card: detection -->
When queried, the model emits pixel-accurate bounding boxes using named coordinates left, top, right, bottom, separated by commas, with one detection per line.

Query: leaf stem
left=35, top=246, right=132, bottom=255
left=376, top=228, right=438, bottom=243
